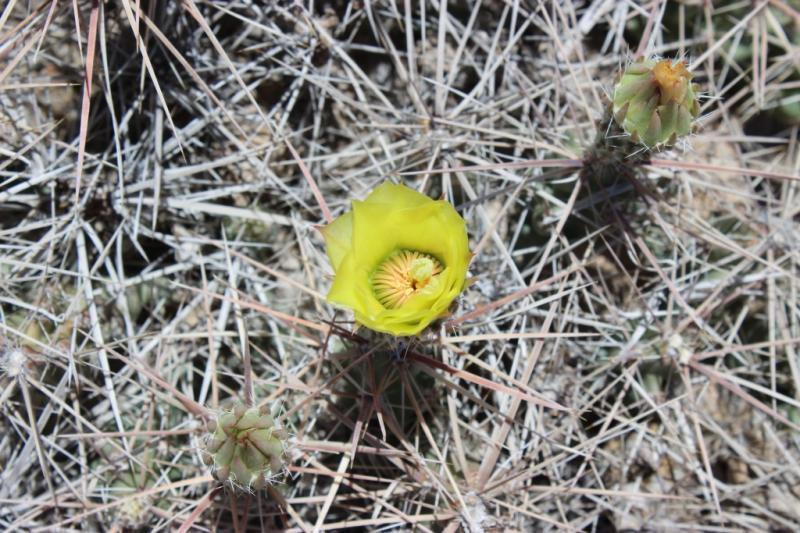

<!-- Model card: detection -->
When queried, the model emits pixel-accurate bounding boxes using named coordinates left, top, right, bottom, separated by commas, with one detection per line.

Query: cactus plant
left=204, top=402, right=288, bottom=489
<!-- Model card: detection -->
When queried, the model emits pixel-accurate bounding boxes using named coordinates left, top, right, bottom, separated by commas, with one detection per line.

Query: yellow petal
left=320, top=211, right=353, bottom=271
left=327, top=253, right=384, bottom=317
left=363, top=181, right=431, bottom=208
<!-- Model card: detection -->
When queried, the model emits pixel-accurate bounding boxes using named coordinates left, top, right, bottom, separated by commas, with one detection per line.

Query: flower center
left=652, top=59, right=690, bottom=104
left=372, top=250, right=443, bottom=309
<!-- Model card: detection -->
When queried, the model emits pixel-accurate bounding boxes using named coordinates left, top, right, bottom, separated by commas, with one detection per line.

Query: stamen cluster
left=372, top=250, right=443, bottom=309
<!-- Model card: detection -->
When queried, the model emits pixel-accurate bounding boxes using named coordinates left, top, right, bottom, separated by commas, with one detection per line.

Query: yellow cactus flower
left=321, top=182, right=470, bottom=336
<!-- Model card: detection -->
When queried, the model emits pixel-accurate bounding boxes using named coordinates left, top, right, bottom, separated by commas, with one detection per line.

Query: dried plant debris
left=0, top=1, right=798, bottom=531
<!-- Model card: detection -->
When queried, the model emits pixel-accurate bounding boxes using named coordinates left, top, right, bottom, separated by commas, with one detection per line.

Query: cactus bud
left=204, top=401, right=287, bottom=489
left=613, top=58, right=700, bottom=148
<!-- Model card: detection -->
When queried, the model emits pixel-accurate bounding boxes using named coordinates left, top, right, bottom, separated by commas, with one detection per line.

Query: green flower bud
left=236, top=409, right=262, bottom=429
left=204, top=402, right=287, bottom=489
left=215, top=438, right=236, bottom=466
left=613, top=58, right=700, bottom=147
